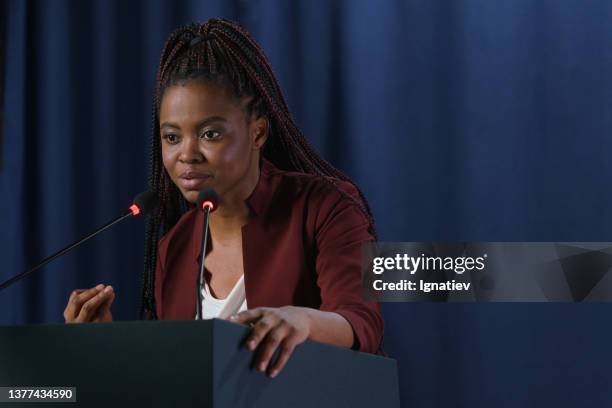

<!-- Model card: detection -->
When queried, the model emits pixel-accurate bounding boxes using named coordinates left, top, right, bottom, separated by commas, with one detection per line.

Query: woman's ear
left=251, top=116, right=269, bottom=150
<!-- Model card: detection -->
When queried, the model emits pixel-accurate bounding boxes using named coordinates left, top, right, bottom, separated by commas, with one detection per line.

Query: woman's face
left=159, top=81, right=267, bottom=204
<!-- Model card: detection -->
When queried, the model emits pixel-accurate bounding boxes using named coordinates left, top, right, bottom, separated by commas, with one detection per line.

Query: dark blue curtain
left=2, top=0, right=612, bottom=406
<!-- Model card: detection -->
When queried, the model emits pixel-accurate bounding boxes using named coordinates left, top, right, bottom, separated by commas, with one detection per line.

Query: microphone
left=195, top=188, right=220, bottom=320
left=0, top=191, right=159, bottom=291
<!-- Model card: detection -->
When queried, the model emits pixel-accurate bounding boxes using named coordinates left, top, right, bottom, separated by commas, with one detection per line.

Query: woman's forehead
left=159, top=82, right=246, bottom=123
left=165, top=80, right=250, bottom=110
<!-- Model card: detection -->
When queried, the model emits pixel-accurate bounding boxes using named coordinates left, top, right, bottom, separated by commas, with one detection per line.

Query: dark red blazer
left=155, top=160, right=384, bottom=354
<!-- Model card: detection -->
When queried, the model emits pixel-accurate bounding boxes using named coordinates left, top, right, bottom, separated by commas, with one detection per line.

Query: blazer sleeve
left=313, top=180, right=384, bottom=354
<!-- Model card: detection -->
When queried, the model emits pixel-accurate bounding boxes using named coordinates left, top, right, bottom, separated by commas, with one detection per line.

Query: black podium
left=0, top=319, right=399, bottom=407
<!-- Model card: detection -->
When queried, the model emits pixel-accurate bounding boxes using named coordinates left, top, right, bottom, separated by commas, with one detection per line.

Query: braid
left=140, top=19, right=377, bottom=319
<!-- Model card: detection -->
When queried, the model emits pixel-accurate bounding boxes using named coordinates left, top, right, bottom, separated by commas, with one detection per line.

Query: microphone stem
left=196, top=206, right=212, bottom=320
left=0, top=210, right=133, bottom=291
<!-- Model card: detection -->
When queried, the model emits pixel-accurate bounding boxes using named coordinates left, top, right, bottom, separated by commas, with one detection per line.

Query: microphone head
left=197, top=188, right=220, bottom=212
left=130, top=191, right=160, bottom=216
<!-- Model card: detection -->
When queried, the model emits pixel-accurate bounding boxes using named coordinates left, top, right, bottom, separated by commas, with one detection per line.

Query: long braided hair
left=140, top=19, right=376, bottom=319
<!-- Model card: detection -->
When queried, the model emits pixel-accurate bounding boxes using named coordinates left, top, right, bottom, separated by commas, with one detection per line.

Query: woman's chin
left=181, top=190, right=200, bottom=204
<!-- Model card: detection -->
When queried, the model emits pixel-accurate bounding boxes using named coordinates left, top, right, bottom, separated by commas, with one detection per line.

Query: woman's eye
left=200, top=130, right=221, bottom=140
left=162, top=133, right=179, bottom=144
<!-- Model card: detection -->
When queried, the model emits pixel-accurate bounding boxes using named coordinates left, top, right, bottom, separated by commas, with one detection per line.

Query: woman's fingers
left=92, top=287, right=115, bottom=322
left=267, top=340, right=297, bottom=378
left=74, top=286, right=114, bottom=323
left=229, top=308, right=264, bottom=325
left=63, top=289, right=85, bottom=321
left=64, top=285, right=103, bottom=322
left=69, top=289, right=87, bottom=300
left=254, top=322, right=292, bottom=373
left=245, top=312, right=278, bottom=351
left=229, top=307, right=310, bottom=378
left=99, top=287, right=115, bottom=310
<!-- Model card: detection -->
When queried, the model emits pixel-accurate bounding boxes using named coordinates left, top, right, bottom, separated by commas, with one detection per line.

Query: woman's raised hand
left=63, top=284, right=115, bottom=323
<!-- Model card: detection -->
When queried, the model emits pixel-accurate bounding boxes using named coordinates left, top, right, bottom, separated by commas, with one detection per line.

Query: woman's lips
left=178, top=172, right=212, bottom=189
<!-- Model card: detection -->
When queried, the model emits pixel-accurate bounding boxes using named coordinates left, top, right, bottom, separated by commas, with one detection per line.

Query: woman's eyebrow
left=160, top=122, right=180, bottom=130
left=160, top=116, right=227, bottom=130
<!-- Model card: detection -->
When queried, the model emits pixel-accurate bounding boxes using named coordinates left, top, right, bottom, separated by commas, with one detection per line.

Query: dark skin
left=64, top=81, right=354, bottom=377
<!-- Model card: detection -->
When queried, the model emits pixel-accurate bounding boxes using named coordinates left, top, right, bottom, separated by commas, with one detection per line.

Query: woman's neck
left=209, top=160, right=260, bottom=238
left=209, top=201, right=250, bottom=235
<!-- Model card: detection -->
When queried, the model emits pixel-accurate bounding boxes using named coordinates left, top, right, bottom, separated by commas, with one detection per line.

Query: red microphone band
left=201, top=201, right=215, bottom=211
left=129, top=204, right=141, bottom=216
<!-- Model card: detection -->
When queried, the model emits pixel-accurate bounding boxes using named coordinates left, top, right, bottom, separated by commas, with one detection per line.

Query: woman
left=64, top=19, right=383, bottom=377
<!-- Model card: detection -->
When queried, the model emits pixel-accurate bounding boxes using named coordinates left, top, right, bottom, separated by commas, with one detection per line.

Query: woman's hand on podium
left=63, top=284, right=115, bottom=323
left=228, top=306, right=310, bottom=378
left=228, top=307, right=355, bottom=378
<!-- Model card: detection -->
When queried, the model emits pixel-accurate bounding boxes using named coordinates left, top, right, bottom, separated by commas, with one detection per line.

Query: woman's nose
left=179, top=135, right=204, bottom=163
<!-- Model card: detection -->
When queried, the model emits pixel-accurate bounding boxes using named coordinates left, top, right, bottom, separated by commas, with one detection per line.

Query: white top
left=199, top=275, right=248, bottom=320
